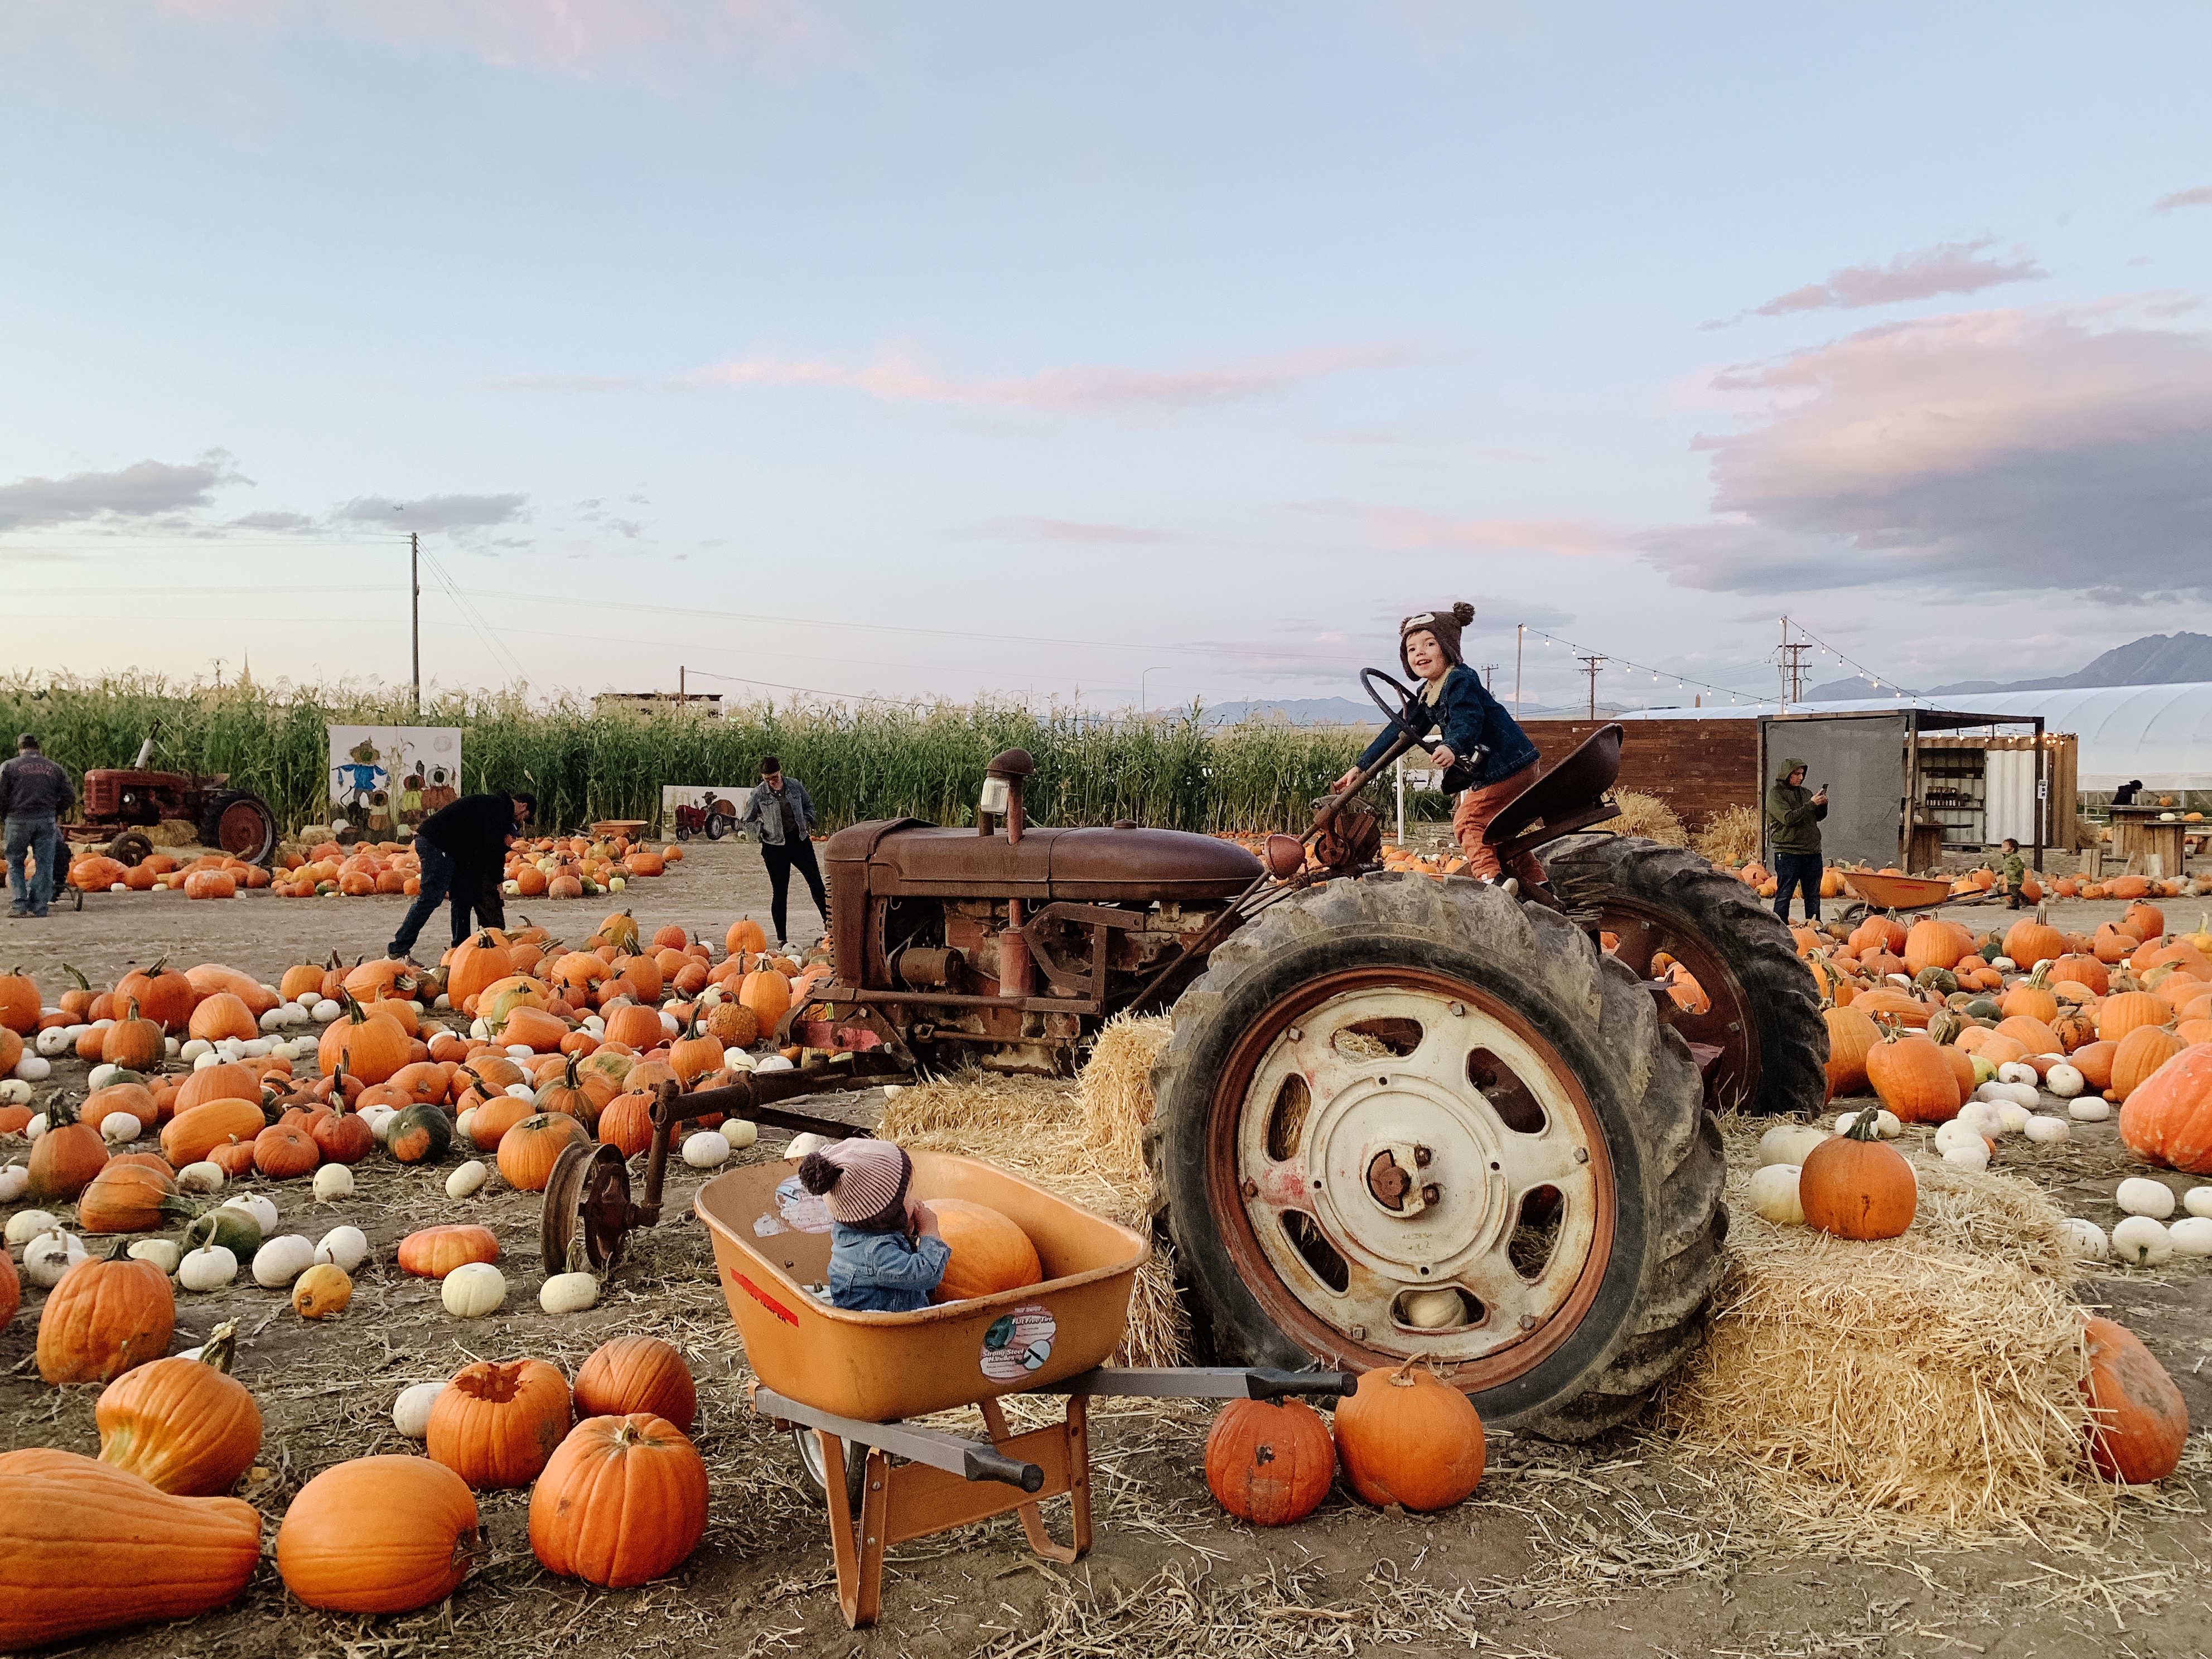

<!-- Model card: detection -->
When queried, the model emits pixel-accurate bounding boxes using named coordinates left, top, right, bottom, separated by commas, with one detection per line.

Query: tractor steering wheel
left=1360, top=668, right=1426, bottom=739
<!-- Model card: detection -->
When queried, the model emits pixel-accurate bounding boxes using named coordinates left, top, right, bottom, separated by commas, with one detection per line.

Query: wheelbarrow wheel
left=1542, top=833, right=1828, bottom=1118
left=1147, top=871, right=1726, bottom=1440
left=791, top=1426, right=868, bottom=1516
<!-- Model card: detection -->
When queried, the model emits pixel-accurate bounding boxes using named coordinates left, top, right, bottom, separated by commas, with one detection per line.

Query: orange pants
left=1451, top=762, right=1548, bottom=885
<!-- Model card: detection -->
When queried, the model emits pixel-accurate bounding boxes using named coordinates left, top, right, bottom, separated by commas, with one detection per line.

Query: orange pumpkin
left=102, top=1002, right=166, bottom=1071
left=929, top=1198, right=1045, bottom=1302
left=528, top=1413, right=709, bottom=1588
left=497, top=1113, right=591, bottom=1191
left=428, top=1357, right=573, bottom=1490
left=726, top=917, right=769, bottom=956
left=397, top=1225, right=500, bottom=1279
left=185, top=993, right=257, bottom=1044
left=276, top=1454, right=482, bottom=1613
left=2117, top=1042, right=2212, bottom=1171
left=28, top=1095, right=109, bottom=1204
left=36, top=1241, right=176, bottom=1385
left=2071, top=1039, right=2119, bottom=1093
left=76, top=1162, right=181, bottom=1234
left=2110, top=1026, right=2187, bottom=1102
left=175, top=1061, right=262, bottom=1114
left=595, top=1090, right=656, bottom=1157
left=1332, top=1356, right=1485, bottom=1511
left=1822, top=1003, right=1880, bottom=1100
left=114, top=959, right=195, bottom=1032
left=572, top=1335, right=697, bottom=1430
left=1864, top=1026, right=1959, bottom=1124
left=1799, top=1106, right=1916, bottom=1240
left=161, top=1096, right=268, bottom=1168
left=1204, top=1397, right=1336, bottom=1526
left=316, top=995, right=410, bottom=1085
left=96, top=1319, right=261, bottom=1494
left=2080, top=1317, right=2187, bottom=1483
left=0, top=1448, right=262, bottom=1647
left=1993, top=1014, right=2063, bottom=1056
left=601, top=1002, right=666, bottom=1051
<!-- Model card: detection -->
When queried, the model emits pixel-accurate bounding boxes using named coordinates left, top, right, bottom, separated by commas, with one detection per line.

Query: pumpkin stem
left=1841, top=1102, right=1885, bottom=1142
left=61, top=962, right=89, bottom=993
left=200, top=1319, right=239, bottom=1373
left=1387, top=1353, right=1426, bottom=1387
left=47, top=1090, right=79, bottom=1128
left=105, top=1234, right=132, bottom=1261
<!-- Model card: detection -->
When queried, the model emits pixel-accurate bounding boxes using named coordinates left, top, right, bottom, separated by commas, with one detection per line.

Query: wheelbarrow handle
left=965, top=1446, right=1046, bottom=1493
left=1050, top=1366, right=1361, bottom=1400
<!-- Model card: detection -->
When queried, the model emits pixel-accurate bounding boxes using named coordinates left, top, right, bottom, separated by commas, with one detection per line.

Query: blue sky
left=3, top=1, right=2208, bottom=712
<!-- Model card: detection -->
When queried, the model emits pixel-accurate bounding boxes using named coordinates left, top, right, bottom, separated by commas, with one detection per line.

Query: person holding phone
left=1765, top=758, right=1828, bottom=923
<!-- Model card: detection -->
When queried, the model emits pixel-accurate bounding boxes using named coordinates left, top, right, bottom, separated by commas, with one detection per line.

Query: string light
left=1518, top=626, right=1777, bottom=708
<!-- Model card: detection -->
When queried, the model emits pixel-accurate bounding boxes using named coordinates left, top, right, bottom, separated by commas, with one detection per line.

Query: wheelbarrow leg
left=822, top=1431, right=892, bottom=1629
left=978, top=1396, right=1085, bottom=1565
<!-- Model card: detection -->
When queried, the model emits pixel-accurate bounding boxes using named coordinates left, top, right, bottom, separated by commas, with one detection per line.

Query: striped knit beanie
left=798, top=1139, right=911, bottom=1231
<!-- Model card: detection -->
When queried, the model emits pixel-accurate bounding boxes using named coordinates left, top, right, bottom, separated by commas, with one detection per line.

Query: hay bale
left=877, top=1049, right=1191, bottom=1369
left=1692, top=802, right=1761, bottom=868
left=1655, top=1120, right=2105, bottom=1546
left=151, top=819, right=199, bottom=848
left=1611, top=790, right=1687, bottom=847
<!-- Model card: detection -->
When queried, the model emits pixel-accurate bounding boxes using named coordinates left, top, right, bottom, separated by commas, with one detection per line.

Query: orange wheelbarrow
left=696, top=1152, right=1355, bottom=1628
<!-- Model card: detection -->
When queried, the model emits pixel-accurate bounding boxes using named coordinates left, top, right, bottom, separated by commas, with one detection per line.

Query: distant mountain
left=1803, top=632, right=2212, bottom=702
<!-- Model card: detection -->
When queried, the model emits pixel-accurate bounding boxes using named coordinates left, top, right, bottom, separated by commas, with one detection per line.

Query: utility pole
left=1576, top=654, right=1605, bottom=719
left=409, top=532, right=421, bottom=715
left=1776, top=616, right=1810, bottom=711
left=679, top=665, right=686, bottom=700
left=1514, top=625, right=1524, bottom=715
left=1481, top=662, right=1498, bottom=694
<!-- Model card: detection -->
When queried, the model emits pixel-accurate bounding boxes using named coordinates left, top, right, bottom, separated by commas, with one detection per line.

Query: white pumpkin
left=100, top=1112, right=140, bottom=1147
left=1399, top=1287, right=1462, bottom=1328
left=446, top=1159, right=490, bottom=1199
left=2117, top=1178, right=2177, bottom=1220
left=2045, top=1063, right=2087, bottom=1099
left=503, top=1081, right=534, bottom=1100
left=311, top=999, right=342, bottom=1023
left=1955, top=1100, right=2006, bottom=1139
left=754, top=1054, right=794, bottom=1074
left=221, top=1192, right=279, bottom=1232
left=258, top=1007, right=289, bottom=1033
left=2185, top=1187, right=2212, bottom=1220
left=24, top=1111, right=46, bottom=1142
left=252, top=1234, right=317, bottom=1288
left=504, top=1047, right=533, bottom=1062
left=453, top=1108, right=477, bottom=1143
left=13, top=1053, right=51, bottom=1082
left=0, top=1077, right=32, bottom=1106
left=0, top=1162, right=28, bottom=1203
left=1995, top=1061, right=2040, bottom=1087
left=6, top=1207, right=61, bottom=1246
left=442, top=1260, right=507, bottom=1317
left=1935, top=1119, right=1991, bottom=1155
left=314, top=1225, right=369, bottom=1271
left=1757, top=1124, right=1829, bottom=1168
left=1993, top=1102, right=2034, bottom=1135
left=2111, top=1215, right=2174, bottom=1267
left=87, top=1062, right=125, bottom=1091
left=1832, top=1108, right=1901, bottom=1140
left=36, top=1026, right=76, bottom=1057
left=180, top=1039, right=213, bottom=1063
left=176, top=1160, right=226, bottom=1194
left=1990, top=956, right=2017, bottom=973
left=659, top=1010, right=683, bottom=1037
left=190, top=1051, right=224, bottom=1072
left=1746, top=1163, right=1805, bottom=1225
left=393, top=1381, right=445, bottom=1438
left=2023, top=1115, right=2071, bottom=1145
left=2168, top=1216, right=2212, bottom=1257
left=128, top=1238, right=181, bottom=1275
left=24, top=1229, right=88, bottom=1287
left=786, top=1132, right=830, bottom=1160
left=682, top=1131, right=730, bottom=1169
left=540, top=1267, right=600, bottom=1314
left=2068, top=1096, right=2112, bottom=1123
left=2061, top=1218, right=2108, bottom=1260
left=722, top=1118, right=759, bottom=1151
left=1973, top=1081, right=2038, bottom=1110
left=177, top=1243, right=238, bottom=1292
left=722, top=1047, right=757, bottom=1073
left=360, top=1104, right=398, bottom=1144
left=1941, top=1143, right=1991, bottom=1172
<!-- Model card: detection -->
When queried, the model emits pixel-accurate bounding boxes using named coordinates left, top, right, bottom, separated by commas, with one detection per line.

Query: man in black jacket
left=3, top=734, right=76, bottom=919
left=387, top=790, right=534, bottom=962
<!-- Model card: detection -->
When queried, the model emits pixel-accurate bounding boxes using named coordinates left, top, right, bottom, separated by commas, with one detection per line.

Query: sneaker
left=5, top=908, right=27, bottom=919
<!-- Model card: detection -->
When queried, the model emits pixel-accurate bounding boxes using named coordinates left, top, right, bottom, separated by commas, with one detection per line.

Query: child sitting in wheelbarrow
left=1330, top=601, right=1548, bottom=889
left=800, top=1140, right=951, bottom=1312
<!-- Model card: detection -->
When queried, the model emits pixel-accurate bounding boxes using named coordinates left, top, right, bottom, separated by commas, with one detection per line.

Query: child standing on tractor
left=1332, top=602, right=1547, bottom=888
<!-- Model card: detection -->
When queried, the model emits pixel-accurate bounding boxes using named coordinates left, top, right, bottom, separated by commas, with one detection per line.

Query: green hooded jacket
left=1765, top=756, right=1827, bottom=856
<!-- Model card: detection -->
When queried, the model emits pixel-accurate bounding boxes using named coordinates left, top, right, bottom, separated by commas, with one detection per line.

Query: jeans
left=387, top=840, right=501, bottom=958
left=761, top=837, right=828, bottom=944
left=1771, top=850, right=1823, bottom=924
left=5, top=815, right=62, bottom=915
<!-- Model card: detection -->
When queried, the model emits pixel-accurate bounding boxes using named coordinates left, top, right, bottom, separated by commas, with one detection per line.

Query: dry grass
left=1611, top=789, right=1687, bottom=847
left=877, top=1016, right=1191, bottom=1368
left=1692, top=802, right=1761, bottom=867
left=1651, top=1118, right=2117, bottom=1550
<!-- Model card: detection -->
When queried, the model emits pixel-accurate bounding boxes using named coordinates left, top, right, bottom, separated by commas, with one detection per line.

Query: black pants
left=761, top=838, right=828, bottom=944
left=389, top=841, right=503, bottom=958
left=1771, top=850, right=1823, bottom=924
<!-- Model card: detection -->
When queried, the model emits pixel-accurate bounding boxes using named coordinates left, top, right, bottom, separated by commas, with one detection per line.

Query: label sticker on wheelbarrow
left=979, top=1304, right=1056, bottom=1381
left=773, top=1174, right=833, bottom=1234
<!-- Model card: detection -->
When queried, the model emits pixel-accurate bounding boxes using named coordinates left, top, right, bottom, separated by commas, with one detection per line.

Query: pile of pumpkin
left=1, top=1318, right=712, bottom=1648
left=64, top=850, right=270, bottom=897
left=501, top=831, right=680, bottom=902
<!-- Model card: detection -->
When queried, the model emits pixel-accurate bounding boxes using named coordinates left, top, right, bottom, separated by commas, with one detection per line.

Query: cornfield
left=0, top=673, right=1424, bottom=836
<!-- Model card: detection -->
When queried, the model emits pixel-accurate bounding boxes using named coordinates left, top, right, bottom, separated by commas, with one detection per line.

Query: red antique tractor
left=544, top=670, right=1825, bottom=1440
left=67, top=736, right=279, bottom=867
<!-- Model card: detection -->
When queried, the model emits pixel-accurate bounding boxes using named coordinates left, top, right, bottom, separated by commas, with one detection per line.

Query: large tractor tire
left=1148, top=873, right=1725, bottom=1439
left=1543, top=834, right=1827, bottom=1118
left=199, top=790, right=278, bottom=866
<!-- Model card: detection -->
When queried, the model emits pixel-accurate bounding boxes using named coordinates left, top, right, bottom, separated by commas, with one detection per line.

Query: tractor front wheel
left=1148, top=873, right=1724, bottom=1439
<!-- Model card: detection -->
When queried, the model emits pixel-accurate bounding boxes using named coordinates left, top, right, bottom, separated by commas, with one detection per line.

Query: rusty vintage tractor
left=547, top=673, right=1825, bottom=1438
left=68, top=735, right=279, bottom=866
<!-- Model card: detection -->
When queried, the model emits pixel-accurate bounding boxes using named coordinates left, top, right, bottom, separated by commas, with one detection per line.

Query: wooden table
left=2108, top=808, right=2188, bottom=878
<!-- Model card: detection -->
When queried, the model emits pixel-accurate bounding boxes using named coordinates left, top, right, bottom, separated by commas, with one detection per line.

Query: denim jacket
left=826, top=1222, right=952, bottom=1312
left=1354, top=664, right=1539, bottom=790
left=739, top=778, right=817, bottom=847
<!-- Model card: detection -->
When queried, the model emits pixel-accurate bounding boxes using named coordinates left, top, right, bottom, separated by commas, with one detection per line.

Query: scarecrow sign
left=327, top=726, right=463, bottom=840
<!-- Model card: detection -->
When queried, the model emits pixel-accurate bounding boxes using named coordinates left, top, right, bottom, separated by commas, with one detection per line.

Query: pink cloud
left=1292, top=500, right=1617, bottom=555
left=147, top=0, right=815, bottom=83
left=675, top=339, right=1443, bottom=413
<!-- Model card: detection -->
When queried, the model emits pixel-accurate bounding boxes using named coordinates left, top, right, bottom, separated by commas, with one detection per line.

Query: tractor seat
left=1482, top=723, right=1626, bottom=852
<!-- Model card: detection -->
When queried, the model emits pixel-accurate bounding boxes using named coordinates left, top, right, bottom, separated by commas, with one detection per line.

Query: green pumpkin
left=1963, top=997, right=2002, bottom=1021
left=388, top=1102, right=453, bottom=1165
left=180, top=1206, right=263, bottom=1261
left=1913, top=966, right=1959, bottom=997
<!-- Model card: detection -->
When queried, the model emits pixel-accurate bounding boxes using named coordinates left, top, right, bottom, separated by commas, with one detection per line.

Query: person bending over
left=387, top=789, right=534, bottom=963
left=1332, top=603, right=1547, bottom=888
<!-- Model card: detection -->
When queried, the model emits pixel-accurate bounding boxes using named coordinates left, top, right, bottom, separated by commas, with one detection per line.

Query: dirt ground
left=4, top=847, right=2210, bottom=1659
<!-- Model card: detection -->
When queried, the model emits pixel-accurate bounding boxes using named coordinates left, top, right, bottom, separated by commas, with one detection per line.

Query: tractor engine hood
left=825, top=820, right=1260, bottom=903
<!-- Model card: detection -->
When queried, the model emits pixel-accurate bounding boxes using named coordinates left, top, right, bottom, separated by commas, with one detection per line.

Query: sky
left=3, top=0, right=2209, bottom=715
